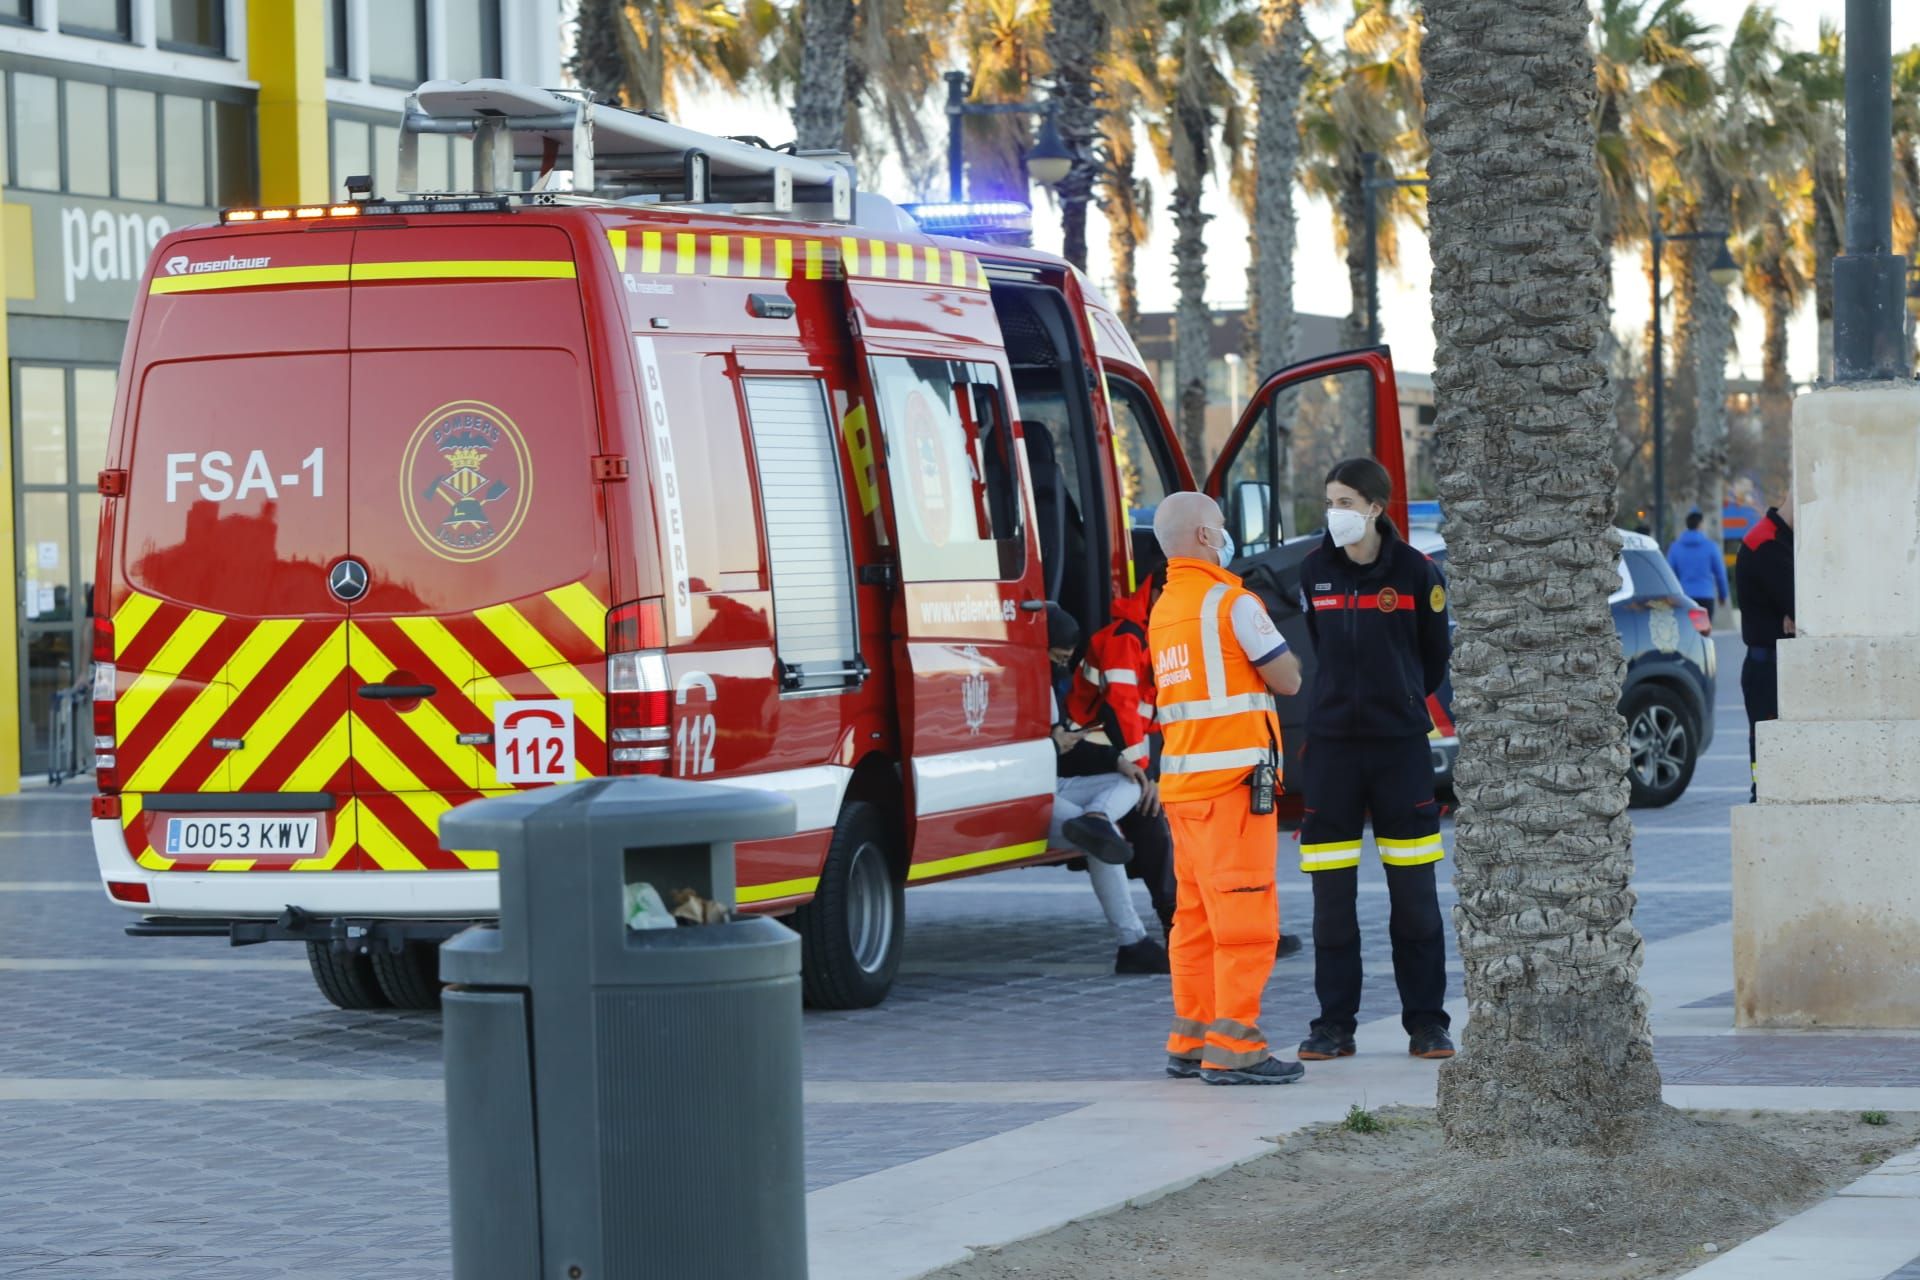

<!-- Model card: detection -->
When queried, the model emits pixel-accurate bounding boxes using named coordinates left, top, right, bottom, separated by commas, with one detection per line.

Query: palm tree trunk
left=1813, top=154, right=1841, bottom=382
left=1103, top=118, right=1144, bottom=330
left=1172, top=83, right=1214, bottom=467
left=792, top=0, right=854, bottom=151
left=571, top=0, right=633, bottom=107
left=1045, top=0, right=1106, bottom=271
left=1688, top=186, right=1732, bottom=536
left=1425, top=0, right=1662, bottom=1152
left=1667, top=234, right=1698, bottom=530
left=1245, top=0, right=1306, bottom=513
left=1337, top=154, right=1372, bottom=454
left=1758, top=267, right=1793, bottom=503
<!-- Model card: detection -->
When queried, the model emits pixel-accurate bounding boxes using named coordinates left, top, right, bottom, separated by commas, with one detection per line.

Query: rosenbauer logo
left=401, top=400, right=533, bottom=562
left=164, top=253, right=272, bottom=276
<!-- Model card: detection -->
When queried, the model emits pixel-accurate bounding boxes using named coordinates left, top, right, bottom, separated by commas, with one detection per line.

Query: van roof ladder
left=398, top=79, right=854, bottom=221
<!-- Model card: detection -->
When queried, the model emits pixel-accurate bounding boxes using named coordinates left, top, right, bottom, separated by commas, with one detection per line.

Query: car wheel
left=306, top=941, right=392, bottom=1011
left=370, top=940, right=444, bottom=1010
left=1624, top=685, right=1697, bottom=808
left=792, top=800, right=904, bottom=1010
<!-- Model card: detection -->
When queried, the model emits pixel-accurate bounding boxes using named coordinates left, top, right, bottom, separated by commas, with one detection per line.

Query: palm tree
left=791, top=0, right=855, bottom=150
left=571, top=0, right=765, bottom=117
left=1159, top=0, right=1259, bottom=464
left=1046, top=0, right=1109, bottom=270
left=1424, top=0, right=1662, bottom=1149
left=1893, top=45, right=1920, bottom=367
left=1098, top=21, right=1163, bottom=330
left=1777, top=23, right=1844, bottom=381
left=960, top=0, right=1054, bottom=202
left=1241, top=0, right=1308, bottom=515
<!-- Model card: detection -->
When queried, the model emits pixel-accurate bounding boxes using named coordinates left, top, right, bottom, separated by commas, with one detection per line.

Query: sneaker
left=1275, top=932, right=1303, bottom=958
left=1165, top=1053, right=1202, bottom=1079
left=1201, top=1056, right=1306, bottom=1086
left=1063, top=814, right=1133, bottom=865
left=1298, top=1026, right=1357, bottom=1060
left=1115, top=937, right=1171, bottom=975
left=1409, top=1026, right=1456, bottom=1059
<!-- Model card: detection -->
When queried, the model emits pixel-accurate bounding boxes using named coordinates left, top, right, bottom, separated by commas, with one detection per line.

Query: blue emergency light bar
left=900, top=200, right=1033, bottom=244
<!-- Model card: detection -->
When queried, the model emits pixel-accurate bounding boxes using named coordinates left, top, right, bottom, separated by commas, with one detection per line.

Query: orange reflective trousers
left=1163, top=789, right=1280, bottom=1071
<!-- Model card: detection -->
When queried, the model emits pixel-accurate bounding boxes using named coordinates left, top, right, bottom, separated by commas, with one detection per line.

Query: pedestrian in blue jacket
left=1667, top=511, right=1729, bottom=614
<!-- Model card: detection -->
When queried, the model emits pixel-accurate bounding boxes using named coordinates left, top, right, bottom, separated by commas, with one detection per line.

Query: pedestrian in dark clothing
left=1294, top=458, right=1455, bottom=1062
left=1734, top=506, right=1794, bottom=802
left=1668, top=510, right=1729, bottom=617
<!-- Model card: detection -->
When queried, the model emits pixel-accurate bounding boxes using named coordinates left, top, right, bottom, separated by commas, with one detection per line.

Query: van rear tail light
left=607, top=599, right=670, bottom=775
left=106, top=880, right=151, bottom=904
left=1688, top=606, right=1712, bottom=636
left=91, top=617, right=118, bottom=791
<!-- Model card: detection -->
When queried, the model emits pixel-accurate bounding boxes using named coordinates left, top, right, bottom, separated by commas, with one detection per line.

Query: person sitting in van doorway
left=1296, top=458, right=1456, bottom=1063
left=1046, top=604, right=1171, bottom=976
left=1667, top=509, right=1729, bottom=621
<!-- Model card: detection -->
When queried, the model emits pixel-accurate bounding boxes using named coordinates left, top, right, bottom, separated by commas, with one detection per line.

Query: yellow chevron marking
left=348, top=626, right=484, bottom=786
left=641, top=230, right=663, bottom=273
left=394, top=616, right=508, bottom=715
left=206, top=858, right=256, bottom=872
left=281, top=714, right=350, bottom=792
left=744, top=236, right=762, bottom=277
left=112, top=592, right=162, bottom=658
left=351, top=260, right=576, bottom=282
left=356, top=800, right=427, bottom=871
left=974, top=260, right=990, bottom=289
left=472, top=603, right=607, bottom=741
left=867, top=238, right=887, bottom=277
left=738, top=876, right=820, bottom=904
left=840, top=236, right=860, bottom=274
left=136, top=849, right=175, bottom=870
left=149, top=264, right=350, bottom=294
left=923, top=245, right=940, bottom=280
left=606, top=228, right=628, bottom=271
left=710, top=234, right=730, bottom=275
left=120, top=795, right=172, bottom=870
left=544, top=583, right=607, bottom=650
left=907, top=839, right=1050, bottom=881
left=347, top=711, right=430, bottom=794
left=950, top=249, right=968, bottom=286
left=775, top=239, right=794, bottom=278
left=116, top=609, right=223, bottom=738
left=896, top=241, right=914, bottom=280
left=453, top=848, right=500, bottom=870
left=229, top=624, right=347, bottom=790
left=125, top=619, right=291, bottom=793
left=840, top=403, right=878, bottom=516
left=675, top=232, right=697, bottom=275
left=291, top=801, right=356, bottom=871
left=804, top=240, right=824, bottom=280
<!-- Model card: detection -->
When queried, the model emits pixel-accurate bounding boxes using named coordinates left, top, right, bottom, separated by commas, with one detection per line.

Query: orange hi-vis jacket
left=1149, top=558, right=1283, bottom=804
left=1065, top=577, right=1155, bottom=766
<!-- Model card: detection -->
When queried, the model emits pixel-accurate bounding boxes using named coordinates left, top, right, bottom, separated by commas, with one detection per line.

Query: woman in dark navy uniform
left=1295, top=458, right=1455, bottom=1061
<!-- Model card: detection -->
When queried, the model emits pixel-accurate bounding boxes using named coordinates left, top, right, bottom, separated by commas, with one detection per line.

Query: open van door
left=842, top=265, right=1055, bottom=881
left=1202, top=347, right=1404, bottom=812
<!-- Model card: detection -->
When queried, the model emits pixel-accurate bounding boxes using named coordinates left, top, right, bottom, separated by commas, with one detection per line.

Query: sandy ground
left=931, top=1107, right=1920, bottom=1280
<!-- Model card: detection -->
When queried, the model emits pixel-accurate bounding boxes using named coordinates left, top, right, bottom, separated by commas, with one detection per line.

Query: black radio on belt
left=1249, top=762, right=1277, bottom=815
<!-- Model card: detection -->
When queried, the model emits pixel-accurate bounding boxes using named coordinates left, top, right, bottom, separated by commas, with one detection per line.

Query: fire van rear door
left=109, top=228, right=357, bottom=872
left=843, top=258, right=1055, bottom=879
left=342, top=224, right=612, bottom=873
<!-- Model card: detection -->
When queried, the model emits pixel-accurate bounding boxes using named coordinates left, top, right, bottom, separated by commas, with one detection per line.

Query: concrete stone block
left=1732, top=803, right=1920, bottom=1028
left=1777, top=636, right=1920, bottom=722
left=1792, top=384, right=1920, bottom=639
left=1757, top=720, right=1920, bottom=803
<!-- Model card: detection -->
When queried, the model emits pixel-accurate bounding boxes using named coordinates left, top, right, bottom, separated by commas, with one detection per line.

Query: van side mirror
left=1231, top=480, right=1273, bottom=555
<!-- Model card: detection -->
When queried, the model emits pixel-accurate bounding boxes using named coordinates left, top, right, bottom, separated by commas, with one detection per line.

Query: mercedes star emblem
left=328, top=558, right=370, bottom=603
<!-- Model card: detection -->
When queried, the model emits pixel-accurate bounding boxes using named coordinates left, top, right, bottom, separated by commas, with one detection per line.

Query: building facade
left=1, top=0, right=561, bottom=789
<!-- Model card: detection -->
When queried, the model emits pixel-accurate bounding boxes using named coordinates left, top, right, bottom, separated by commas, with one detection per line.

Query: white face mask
left=1204, top=526, right=1235, bottom=567
left=1327, top=506, right=1374, bottom=549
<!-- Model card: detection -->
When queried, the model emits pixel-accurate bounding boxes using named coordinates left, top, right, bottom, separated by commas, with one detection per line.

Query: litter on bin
left=669, top=889, right=730, bottom=926
left=623, top=882, right=675, bottom=931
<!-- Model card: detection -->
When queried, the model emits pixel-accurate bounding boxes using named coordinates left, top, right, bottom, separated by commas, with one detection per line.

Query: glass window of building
left=18, top=367, right=67, bottom=485
left=157, top=0, right=224, bottom=52
left=65, top=81, right=111, bottom=196
left=331, top=117, right=370, bottom=201
left=443, top=0, right=502, bottom=79
left=373, top=124, right=399, bottom=199
left=61, top=0, right=129, bottom=38
left=213, top=101, right=253, bottom=206
left=0, top=1, right=30, bottom=26
left=73, top=370, right=116, bottom=479
left=115, top=88, right=159, bottom=201
left=415, top=132, right=449, bottom=192
left=325, top=0, right=349, bottom=75
left=13, top=74, right=60, bottom=190
left=163, top=95, right=207, bottom=205
left=368, top=1, right=426, bottom=86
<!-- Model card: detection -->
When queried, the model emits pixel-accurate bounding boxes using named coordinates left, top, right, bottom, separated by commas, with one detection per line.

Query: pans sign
left=3, top=190, right=213, bottom=319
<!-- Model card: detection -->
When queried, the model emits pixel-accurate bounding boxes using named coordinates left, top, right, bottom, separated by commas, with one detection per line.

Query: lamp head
left=1027, top=112, right=1073, bottom=188
left=1709, top=243, right=1738, bottom=288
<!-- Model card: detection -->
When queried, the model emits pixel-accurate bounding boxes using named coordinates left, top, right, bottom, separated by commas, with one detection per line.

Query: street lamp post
left=943, top=71, right=1074, bottom=202
left=1834, top=0, right=1911, bottom=382
left=1359, top=151, right=1428, bottom=347
left=1649, top=208, right=1738, bottom=546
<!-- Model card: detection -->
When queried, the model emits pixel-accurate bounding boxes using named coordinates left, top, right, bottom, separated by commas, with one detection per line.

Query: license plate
left=163, top=816, right=319, bottom=857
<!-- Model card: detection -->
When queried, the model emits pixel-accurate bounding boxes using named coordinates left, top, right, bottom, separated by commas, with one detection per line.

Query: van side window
left=1105, top=375, right=1177, bottom=522
left=869, top=356, right=1025, bottom=582
left=742, top=378, right=863, bottom=692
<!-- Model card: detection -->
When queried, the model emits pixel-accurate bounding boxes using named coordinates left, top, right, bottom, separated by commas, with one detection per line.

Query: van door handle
left=358, top=683, right=437, bottom=700
left=1020, top=599, right=1048, bottom=612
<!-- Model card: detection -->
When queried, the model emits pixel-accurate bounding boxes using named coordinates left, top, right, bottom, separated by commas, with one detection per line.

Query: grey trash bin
left=438, top=777, right=803, bottom=1280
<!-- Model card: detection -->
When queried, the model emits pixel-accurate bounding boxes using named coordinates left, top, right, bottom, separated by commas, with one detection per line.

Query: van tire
left=794, top=800, right=904, bottom=1010
left=370, top=941, right=444, bottom=1010
left=306, top=942, right=391, bottom=1011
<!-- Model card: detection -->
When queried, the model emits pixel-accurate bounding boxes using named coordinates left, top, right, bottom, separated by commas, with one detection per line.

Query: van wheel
left=306, top=942, right=391, bottom=1011
left=793, top=801, right=904, bottom=1010
left=1624, top=685, right=1697, bottom=809
left=370, top=941, right=444, bottom=1010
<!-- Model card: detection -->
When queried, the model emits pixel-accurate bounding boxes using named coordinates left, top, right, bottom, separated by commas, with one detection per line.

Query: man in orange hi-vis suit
left=1149, top=492, right=1307, bottom=1085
